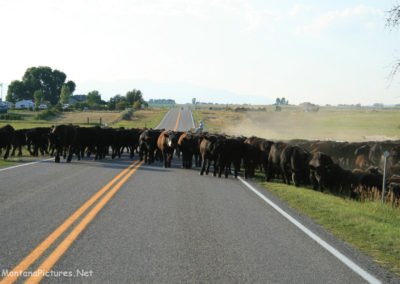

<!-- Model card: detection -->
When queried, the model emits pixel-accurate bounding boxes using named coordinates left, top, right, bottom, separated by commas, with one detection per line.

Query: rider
left=199, top=120, right=204, bottom=130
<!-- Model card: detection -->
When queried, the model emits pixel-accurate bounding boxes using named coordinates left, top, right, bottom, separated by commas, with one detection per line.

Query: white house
left=15, top=100, right=35, bottom=109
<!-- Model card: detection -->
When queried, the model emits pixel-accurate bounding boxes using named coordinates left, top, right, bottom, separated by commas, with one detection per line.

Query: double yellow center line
left=1, top=160, right=143, bottom=284
left=173, top=109, right=181, bottom=131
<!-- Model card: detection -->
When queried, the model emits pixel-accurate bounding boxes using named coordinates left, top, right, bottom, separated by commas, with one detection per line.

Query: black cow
left=112, top=128, right=141, bottom=159
left=215, top=137, right=244, bottom=178
left=11, top=129, right=28, bottom=157
left=308, top=151, right=334, bottom=191
left=51, top=125, right=76, bottom=163
left=178, top=132, right=196, bottom=169
left=243, top=136, right=273, bottom=180
left=280, top=145, right=311, bottom=186
left=266, top=142, right=288, bottom=181
left=26, top=127, right=51, bottom=156
left=199, top=134, right=222, bottom=176
left=139, top=129, right=162, bottom=164
left=0, top=124, right=14, bottom=159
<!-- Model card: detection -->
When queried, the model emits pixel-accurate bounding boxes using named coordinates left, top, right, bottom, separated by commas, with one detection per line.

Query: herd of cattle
left=1, top=123, right=400, bottom=207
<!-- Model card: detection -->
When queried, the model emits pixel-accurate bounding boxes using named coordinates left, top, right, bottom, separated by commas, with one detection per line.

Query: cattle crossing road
left=0, top=107, right=396, bottom=283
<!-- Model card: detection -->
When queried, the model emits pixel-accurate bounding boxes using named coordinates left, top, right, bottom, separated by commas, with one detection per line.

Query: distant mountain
left=75, top=79, right=273, bottom=105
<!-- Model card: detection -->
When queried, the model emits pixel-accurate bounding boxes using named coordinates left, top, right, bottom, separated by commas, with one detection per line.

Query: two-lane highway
left=155, top=107, right=195, bottom=130
left=0, top=108, right=397, bottom=283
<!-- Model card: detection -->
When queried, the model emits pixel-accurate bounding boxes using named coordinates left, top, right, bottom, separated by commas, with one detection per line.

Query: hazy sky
left=1, top=0, right=400, bottom=105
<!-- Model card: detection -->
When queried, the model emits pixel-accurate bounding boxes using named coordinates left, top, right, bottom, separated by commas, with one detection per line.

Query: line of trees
left=107, top=89, right=147, bottom=110
left=275, top=97, right=289, bottom=105
left=6, top=66, right=148, bottom=111
left=68, top=89, right=147, bottom=111
left=7, top=66, right=75, bottom=105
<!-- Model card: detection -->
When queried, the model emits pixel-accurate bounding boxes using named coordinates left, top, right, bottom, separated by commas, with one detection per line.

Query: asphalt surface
left=155, top=107, right=195, bottom=130
left=0, top=107, right=398, bottom=283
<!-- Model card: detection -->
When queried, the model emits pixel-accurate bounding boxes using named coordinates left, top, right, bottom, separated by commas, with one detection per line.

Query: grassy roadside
left=0, top=148, right=48, bottom=169
left=253, top=175, right=400, bottom=276
left=112, top=108, right=169, bottom=128
left=0, top=160, right=18, bottom=169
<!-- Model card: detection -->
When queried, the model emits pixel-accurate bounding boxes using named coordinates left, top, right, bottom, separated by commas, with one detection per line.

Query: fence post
left=87, top=117, right=89, bottom=124
left=382, top=151, right=389, bottom=204
left=100, top=117, right=102, bottom=125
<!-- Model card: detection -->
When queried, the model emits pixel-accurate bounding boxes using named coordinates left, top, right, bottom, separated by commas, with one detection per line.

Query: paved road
left=155, top=106, right=195, bottom=130
left=0, top=108, right=397, bottom=283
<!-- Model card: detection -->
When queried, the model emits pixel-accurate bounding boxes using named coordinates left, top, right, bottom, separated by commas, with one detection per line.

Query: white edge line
left=190, top=109, right=195, bottom=128
left=155, top=109, right=173, bottom=129
left=238, top=177, right=382, bottom=284
left=0, top=158, right=53, bottom=172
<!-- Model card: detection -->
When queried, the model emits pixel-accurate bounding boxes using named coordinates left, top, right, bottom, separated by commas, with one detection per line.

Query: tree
left=60, top=85, right=71, bottom=104
left=22, top=66, right=67, bottom=105
left=108, top=94, right=126, bottom=110
left=6, top=66, right=75, bottom=105
left=86, top=90, right=102, bottom=105
left=192, top=98, right=196, bottom=104
left=126, top=89, right=143, bottom=105
left=65, top=81, right=76, bottom=94
left=33, top=90, right=44, bottom=107
left=116, top=101, right=130, bottom=110
left=387, top=5, right=400, bottom=77
left=133, top=101, right=142, bottom=110
left=275, top=98, right=281, bottom=105
left=6, top=80, right=26, bottom=103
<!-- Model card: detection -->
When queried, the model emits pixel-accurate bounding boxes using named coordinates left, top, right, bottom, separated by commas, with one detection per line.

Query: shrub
left=121, top=108, right=134, bottom=120
left=0, top=113, right=23, bottom=120
left=34, top=109, right=59, bottom=120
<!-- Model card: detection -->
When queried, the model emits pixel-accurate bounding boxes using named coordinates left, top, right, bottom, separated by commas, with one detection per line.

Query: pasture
left=193, top=106, right=400, bottom=142
left=0, top=108, right=168, bottom=130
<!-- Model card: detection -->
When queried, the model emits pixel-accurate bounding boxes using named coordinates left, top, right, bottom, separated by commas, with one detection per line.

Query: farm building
left=15, top=99, right=35, bottom=109
left=68, top=94, right=87, bottom=104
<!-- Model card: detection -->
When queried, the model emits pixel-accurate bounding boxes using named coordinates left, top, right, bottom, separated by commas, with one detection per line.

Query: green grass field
left=253, top=174, right=400, bottom=276
left=0, top=108, right=168, bottom=130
